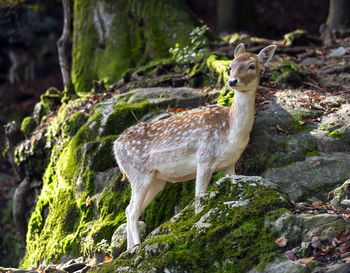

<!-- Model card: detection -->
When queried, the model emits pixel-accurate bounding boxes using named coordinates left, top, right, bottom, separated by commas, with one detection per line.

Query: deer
left=113, top=43, right=277, bottom=249
left=8, top=48, right=36, bottom=84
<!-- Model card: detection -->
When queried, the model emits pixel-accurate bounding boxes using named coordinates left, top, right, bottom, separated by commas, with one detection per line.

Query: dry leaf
left=276, top=124, right=284, bottom=132
left=311, top=236, right=322, bottom=249
left=297, top=257, right=315, bottom=264
left=275, top=236, right=288, bottom=247
left=105, top=256, right=112, bottom=262
left=312, top=201, right=323, bottom=207
left=285, top=251, right=296, bottom=261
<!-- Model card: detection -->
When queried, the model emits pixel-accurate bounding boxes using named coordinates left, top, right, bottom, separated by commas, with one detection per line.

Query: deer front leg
left=195, top=163, right=213, bottom=197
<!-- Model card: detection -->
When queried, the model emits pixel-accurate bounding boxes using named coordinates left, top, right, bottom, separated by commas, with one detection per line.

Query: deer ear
left=258, top=45, right=277, bottom=63
left=234, top=43, right=245, bottom=58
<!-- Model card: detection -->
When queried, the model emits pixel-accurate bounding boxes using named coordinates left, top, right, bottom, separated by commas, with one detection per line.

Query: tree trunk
left=71, top=0, right=200, bottom=93
left=321, top=0, right=350, bottom=40
left=57, top=0, right=74, bottom=93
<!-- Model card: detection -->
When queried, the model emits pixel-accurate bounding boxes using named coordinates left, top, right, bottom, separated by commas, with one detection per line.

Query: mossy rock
left=91, top=176, right=290, bottom=273
left=40, top=87, right=63, bottom=110
left=20, top=116, right=37, bottom=137
left=205, top=54, right=233, bottom=106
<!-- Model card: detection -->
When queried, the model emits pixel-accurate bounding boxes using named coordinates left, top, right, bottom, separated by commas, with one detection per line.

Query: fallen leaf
left=337, top=229, right=350, bottom=243
left=275, top=236, right=288, bottom=247
left=297, top=256, right=315, bottom=264
left=312, top=201, right=323, bottom=207
left=339, top=243, right=350, bottom=254
left=285, top=251, right=296, bottom=261
left=317, top=245, right=334, bottom=256
left=311, top=236, right=322, bottom=249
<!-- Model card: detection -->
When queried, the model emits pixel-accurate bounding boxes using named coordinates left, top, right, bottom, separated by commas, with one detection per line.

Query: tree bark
left=321, top=0, right=350, bottom=40
left=57, top=0, right=74, bottom=93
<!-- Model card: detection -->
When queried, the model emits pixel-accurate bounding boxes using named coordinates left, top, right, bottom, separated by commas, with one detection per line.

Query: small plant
left=271, top=60, right=306, bottom=88
left=169, top=25, right=210, bottom=65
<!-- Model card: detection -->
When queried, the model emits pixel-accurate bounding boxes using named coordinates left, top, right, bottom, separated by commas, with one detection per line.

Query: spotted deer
left=113, top=43, right=277, bottom=249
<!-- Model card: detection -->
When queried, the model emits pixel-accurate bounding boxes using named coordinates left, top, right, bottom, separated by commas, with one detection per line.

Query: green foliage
left=169, top=25, right=210, bottom=65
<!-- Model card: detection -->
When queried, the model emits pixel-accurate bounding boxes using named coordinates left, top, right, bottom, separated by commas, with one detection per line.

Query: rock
left=249, top=258, right=309, bottom=273
left=107, top=175, right=290, bottom=272
left=265, top=211, right=301, bottom=246
left=328, top=179, right=350, bottom=208
left=126, top=87, right=208, bottom=109
left=110, top=221, right=147, bottom=258
left=320, top=104, right=350, bottom=141
left=328, top=46, right=347, bottom=57
left=298, top=213, right=350, bottom=241
left=263, top=152, right=350, bottom=201
left=62, top=263, right=86, bottom=273
left=323, top=263, right=350, bottom=273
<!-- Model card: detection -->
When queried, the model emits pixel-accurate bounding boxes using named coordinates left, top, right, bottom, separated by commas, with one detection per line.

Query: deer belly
left=153, top=154, right=197, bottom=182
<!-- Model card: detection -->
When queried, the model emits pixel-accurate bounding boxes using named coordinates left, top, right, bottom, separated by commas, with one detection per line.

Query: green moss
left=329, top=129, right=348, bottom=141
left=20, top=116, right=37, bottom=137
left=72, top=0, right=199, bottom=93
left=205, top=54, right=233, bottom=105
left=283, top=29, right=307, bottom=46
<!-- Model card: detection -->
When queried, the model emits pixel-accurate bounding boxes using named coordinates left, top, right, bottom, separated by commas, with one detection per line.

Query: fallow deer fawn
left=113, top=43, right=276, bottom=249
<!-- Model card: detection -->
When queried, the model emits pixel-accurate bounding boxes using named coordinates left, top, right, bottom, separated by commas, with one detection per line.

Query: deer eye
left=248, top=63, right=255, bottom=70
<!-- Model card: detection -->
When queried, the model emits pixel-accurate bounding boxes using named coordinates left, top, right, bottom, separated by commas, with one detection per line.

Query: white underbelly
left=153, top=153, right=197, bottom=182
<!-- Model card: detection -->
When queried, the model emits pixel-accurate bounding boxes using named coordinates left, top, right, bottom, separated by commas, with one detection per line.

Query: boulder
left=98, top=175, right=291, bottom=272
left=263, top=152, right=350, bottom=201
left=328, top=179, right=350, bottom=208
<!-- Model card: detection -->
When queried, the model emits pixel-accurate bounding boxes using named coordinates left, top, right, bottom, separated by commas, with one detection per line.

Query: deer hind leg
left=195, top=163, right=213, bottom=197
left=141, top=179, right=166, bottom=212
left=126, top=174, right=155, bottom=249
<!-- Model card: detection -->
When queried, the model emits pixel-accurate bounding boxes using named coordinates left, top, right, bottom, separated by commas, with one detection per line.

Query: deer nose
left=228, top=78, right=239, bottom=88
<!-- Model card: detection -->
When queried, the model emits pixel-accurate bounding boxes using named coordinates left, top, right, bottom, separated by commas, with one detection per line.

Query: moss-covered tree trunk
left=72, top=0, right=199, bottom=93
left=321, top=0, right=350, bottom=40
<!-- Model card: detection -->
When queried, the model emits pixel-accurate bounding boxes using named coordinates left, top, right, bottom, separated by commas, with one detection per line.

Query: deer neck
left=228, top=86, right=257, bottom=136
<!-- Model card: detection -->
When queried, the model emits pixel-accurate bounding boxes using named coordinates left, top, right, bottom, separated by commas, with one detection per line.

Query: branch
left=57, top=0, right=73, bottom=91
